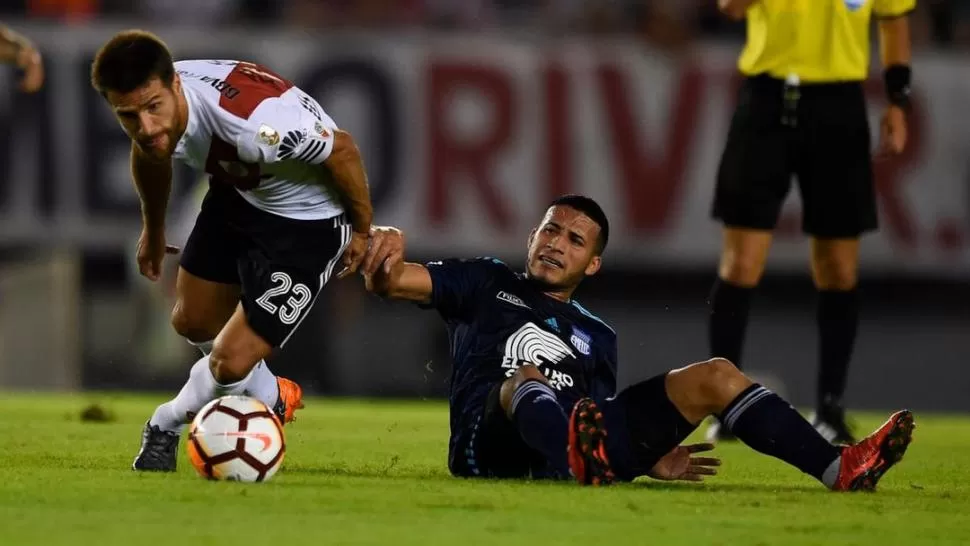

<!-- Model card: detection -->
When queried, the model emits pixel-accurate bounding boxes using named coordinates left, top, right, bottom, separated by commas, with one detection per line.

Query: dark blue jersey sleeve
left=421, top=257, right=500, bottom=321
left=590, top=334, right=618, bottom=402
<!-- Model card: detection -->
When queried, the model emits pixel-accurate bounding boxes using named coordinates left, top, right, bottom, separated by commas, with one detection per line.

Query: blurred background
left=0, top=1, right=966, bottom=412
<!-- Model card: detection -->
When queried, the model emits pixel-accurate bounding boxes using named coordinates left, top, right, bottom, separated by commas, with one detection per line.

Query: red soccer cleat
left=833, top=410, right=915, bottom=491
left=567, top=398, right=615, bottom=486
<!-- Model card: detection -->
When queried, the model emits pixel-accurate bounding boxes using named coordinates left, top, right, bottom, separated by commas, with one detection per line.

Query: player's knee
left=695, top=358, right=746, bottom=404
left=703, top=357, right=740, bottom=379
left=170, top=304, right=217, bottom=343
left=499, top=365, right=549, bottom=418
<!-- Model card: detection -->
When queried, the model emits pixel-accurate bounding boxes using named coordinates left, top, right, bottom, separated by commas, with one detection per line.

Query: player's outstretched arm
left=359, top=226, right=431, bottom=303
left=365, top=261, right=433, bottom=304
left=0, top=24, right=43, bottom=92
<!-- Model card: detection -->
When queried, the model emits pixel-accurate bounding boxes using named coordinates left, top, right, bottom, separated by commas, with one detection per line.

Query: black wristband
left=884, top=64, right=912, bottom=111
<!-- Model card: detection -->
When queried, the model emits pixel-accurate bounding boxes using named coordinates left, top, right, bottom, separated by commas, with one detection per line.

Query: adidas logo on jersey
left=544, top=317, right=559, bottom=332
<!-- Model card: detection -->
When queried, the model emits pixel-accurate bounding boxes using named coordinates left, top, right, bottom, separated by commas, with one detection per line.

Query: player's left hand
left=647, top=442, right=720, bottom=482
left=336, top=230, right=369, bottom=279
left=876, top=105, right=907, bottom=159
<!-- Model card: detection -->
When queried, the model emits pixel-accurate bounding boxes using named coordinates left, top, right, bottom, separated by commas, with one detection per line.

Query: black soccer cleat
left=811, top=405, right=856, bottom=445
left=567, top=398, right=615, bottom=486
left=132, top=422, right=179, bottom=472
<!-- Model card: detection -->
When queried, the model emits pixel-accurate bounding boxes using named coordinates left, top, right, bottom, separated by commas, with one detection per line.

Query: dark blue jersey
left=419, top=257, right=618, bottom=462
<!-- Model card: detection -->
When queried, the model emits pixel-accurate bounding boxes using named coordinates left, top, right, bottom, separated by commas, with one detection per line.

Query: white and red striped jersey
left=173, top=59, right=344, bottom=220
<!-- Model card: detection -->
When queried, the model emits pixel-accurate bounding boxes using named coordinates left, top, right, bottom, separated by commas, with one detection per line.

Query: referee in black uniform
left=707, top=0, right=914, bottom=443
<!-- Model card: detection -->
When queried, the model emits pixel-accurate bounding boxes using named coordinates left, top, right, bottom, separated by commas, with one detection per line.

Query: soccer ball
left=186, top=395, right=285, bottom=482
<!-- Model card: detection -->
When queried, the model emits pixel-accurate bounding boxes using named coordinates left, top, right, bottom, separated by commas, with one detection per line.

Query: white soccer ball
left=186, top=395, right=285, bottom=482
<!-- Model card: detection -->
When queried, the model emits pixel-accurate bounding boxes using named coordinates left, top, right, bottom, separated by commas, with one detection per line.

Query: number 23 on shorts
left=255, top=272, right=313, bottom=325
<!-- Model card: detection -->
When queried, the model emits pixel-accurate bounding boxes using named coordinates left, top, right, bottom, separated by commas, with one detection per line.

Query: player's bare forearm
left=324, top=130, right=373, bottom=234
left=718, top=0, right=757, bottom=20
left=879, top=15, right=911, bottom=68
left=130, top=143, right=172, bottom=232
left=367, top=261, right=432, bottom=303
left=0, top=25, right=29, bottom=64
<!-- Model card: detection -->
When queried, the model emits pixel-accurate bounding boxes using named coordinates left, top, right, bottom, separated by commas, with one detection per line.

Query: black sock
left=510, top=380, right=570, bottom=478
left=816, top=289, right=858, bottom=411
left=708, top=278, right=753, bottom=369
left=721, top=384, right=841, bottom=483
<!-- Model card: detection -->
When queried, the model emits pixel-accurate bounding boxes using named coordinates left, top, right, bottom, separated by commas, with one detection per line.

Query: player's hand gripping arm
left=131, top=143, right=179, bottom=281
left=0, top=24, right=43, bottom=93
left=325, top=130, right=374, bottom=278
left=359, top=227, right=433, bottom=304
left=876, top=8, right=912, bottom=157
left=717, top=0, right=758, bottom=20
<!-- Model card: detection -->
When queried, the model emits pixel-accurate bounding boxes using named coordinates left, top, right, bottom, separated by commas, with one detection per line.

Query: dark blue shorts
left=448, top=374, right=694, bottom=481
left=448, top=384, right=551, bottom=479
left=601, top=373, right=696, bottom=481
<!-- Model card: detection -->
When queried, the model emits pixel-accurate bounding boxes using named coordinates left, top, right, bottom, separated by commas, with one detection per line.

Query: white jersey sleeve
left=237, top=93, right=337, bottom=167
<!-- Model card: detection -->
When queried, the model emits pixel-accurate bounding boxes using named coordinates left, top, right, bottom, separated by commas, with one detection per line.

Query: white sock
left=149, top=356, right=280, bottom=432
left=188, top=339, right=214, bottom=356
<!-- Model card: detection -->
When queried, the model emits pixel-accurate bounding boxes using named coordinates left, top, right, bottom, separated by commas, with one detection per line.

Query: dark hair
left=548, top=194, right=610, bottom=254
left=91, top=30, right=175, bottom=95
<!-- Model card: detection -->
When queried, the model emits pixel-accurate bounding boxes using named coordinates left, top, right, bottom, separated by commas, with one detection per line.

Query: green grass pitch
left=0, top=393, right=967, bottom=545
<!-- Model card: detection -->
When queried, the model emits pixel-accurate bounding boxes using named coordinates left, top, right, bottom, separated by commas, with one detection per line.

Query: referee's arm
left=718, top=0, right=758, bottom=21
left=876, top=5, right=914, bottom=157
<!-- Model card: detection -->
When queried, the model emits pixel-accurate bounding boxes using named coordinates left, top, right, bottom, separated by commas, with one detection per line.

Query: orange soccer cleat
left=273, top=377, right=305, bottom=425
left=833, top=409, right=915, bottom=491
left=567, top=398, right=615, bottom=486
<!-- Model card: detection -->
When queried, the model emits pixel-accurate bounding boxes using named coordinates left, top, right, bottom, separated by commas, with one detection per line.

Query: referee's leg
left=711, top=227, right=772, bottom=369
left=797, top=82, right=877, bottom=444
left=809, top=237, right=860, bottom=443
left=708, top=76, right=792, bottom=442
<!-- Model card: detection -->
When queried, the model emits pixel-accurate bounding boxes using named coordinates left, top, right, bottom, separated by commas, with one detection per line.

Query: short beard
left=524, top=268, right=572, bottom=294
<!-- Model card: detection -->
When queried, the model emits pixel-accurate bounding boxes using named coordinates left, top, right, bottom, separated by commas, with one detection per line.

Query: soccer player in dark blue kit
left=361, top=196, right=914, bottom=489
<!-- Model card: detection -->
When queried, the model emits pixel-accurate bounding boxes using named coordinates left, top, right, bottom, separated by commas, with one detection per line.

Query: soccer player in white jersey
left=90, top=30, right=384, bottom=471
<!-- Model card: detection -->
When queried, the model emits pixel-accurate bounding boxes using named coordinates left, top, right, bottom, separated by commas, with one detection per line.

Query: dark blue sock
left=511, top=380, right=570, bottom=478
left=721, top=384, right=841, bottom=481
